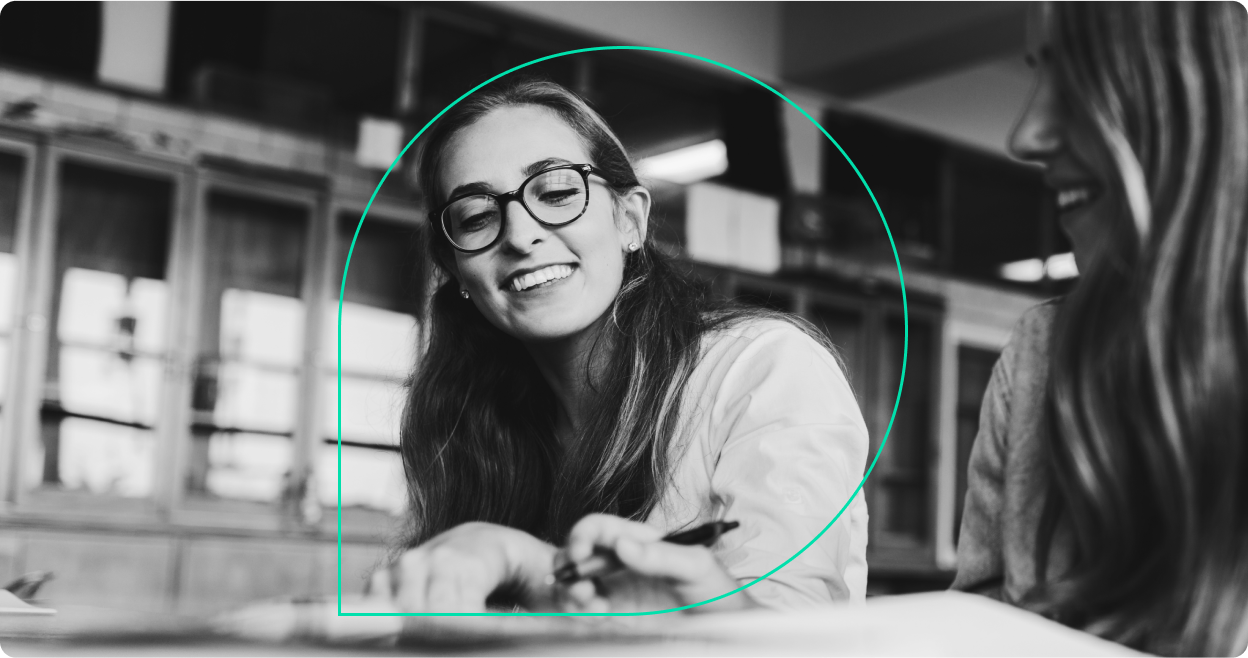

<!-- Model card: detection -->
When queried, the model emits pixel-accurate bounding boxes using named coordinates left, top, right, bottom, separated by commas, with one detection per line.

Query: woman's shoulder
left=1010, top=299, right=1059, bottom=350
left=700, top=313, right=827, bottom=347
left=697, top=314, right=835, bottom=367
left=670, top=312, right=864, bottom=465
left=686, top=314, right=848, bottom=406
left=997, top=299, right=1060, bottom=384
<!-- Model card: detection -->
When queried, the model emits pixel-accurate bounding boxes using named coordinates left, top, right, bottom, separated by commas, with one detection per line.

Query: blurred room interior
left=0, top=1, right=1073, bottom=615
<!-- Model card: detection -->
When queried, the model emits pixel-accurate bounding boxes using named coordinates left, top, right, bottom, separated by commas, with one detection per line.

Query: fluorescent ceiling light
left=636, top=139, right=728, bottom=185
left=998, top=252, right=1080, bottom=283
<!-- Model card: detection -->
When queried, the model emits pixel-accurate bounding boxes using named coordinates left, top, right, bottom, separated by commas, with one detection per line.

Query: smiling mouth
left=507, top=264, right=575, bottom=292
left=1055, top=184, right=1101, bottom=213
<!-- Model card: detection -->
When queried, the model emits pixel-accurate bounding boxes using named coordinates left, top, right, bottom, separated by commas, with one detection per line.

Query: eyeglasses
left=436, top=164, right=606, bottom=253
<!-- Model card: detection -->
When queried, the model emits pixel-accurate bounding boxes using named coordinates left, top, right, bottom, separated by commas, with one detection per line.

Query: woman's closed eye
left=457, top=210, right=499, bottom=233
left=535, top=187, right=583, bottom=207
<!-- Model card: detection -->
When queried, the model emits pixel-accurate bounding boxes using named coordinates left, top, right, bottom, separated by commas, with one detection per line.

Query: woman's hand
left=557, top=514, right=759, bottom=614
left=371, top=522, right=559, bottom=613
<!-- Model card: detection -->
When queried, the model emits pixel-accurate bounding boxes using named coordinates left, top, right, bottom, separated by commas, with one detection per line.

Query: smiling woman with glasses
left=376, top=79, right=869, bottom=615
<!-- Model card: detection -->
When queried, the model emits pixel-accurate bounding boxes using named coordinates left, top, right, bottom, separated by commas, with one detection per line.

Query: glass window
left=187, top=192, right=307, bottom=505
left=872, top=314, right=935, bottom=547
left=34, top=162, right=173, bottom=498
left=0, top=152, right=24, bottom=409
left=319, top=214, right=420, bottom=516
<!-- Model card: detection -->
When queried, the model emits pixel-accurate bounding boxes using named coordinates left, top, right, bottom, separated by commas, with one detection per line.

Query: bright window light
left=999, top=258, right=1045, bottom=282
left=998, top=252, right=1080, bottom=282
left=635, top=139, right=728, bottom=185
left=1044, top=251, right=1079, bottom=279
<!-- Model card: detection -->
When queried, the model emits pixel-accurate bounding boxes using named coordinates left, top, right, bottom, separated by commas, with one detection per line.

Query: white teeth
left=509, top=264, right=573, bottom=292
left=1057, top=187, right=1092, bottom=210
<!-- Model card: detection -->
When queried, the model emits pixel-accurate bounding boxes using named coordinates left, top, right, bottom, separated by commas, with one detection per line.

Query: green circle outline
left=337, top=46, right=908, bottom=618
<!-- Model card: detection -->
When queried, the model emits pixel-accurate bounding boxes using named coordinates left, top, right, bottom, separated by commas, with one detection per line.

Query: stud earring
left=627, top=242, right=639, bottom=252
left=460, top=290, right=470, bottom=299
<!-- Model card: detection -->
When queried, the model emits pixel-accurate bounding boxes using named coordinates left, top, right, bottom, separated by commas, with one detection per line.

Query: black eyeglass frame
left=435, top=163, right=607, bottom=254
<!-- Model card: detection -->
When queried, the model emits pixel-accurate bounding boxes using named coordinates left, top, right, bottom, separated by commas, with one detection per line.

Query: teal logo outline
left=338, top=46, right=908, bottom=617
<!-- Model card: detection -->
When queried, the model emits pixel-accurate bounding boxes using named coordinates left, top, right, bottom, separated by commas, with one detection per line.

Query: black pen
left=547, top=520, right=740, bottom=586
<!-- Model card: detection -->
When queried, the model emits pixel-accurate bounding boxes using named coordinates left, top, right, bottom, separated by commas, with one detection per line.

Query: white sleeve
left=704, top=323, right=870, bottom=608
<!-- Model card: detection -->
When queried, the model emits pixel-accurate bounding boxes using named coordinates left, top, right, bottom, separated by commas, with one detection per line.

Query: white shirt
left=645, top=317, right=870, bottom=608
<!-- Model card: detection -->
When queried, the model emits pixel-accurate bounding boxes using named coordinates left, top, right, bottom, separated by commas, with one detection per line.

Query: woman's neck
left=522, top=314, right=613, bottom=449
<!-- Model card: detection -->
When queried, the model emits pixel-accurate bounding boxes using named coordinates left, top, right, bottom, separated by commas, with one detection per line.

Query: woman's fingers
left=613, top=538, right=719, bottom=582
left=611, top=540, right=751, bottom=612
left=385, top=522, right=563, bottom=613
left=395, top=548, right=494, bottom=613
left=566, top=579, right=597, bottom=605
left=395, top=549, right=432, bottom=612
left=566, top=513, right=664, bottom=563
left=553, top=578, right=597, bottom=613
left=426, top=566, right=488, bottom=613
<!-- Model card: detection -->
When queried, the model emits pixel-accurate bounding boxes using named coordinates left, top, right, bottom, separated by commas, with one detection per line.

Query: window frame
left=5, top=138, right=193, bottom=523
left=0, top=133, right=412, bottom=543
left=318, top=197, right=424, bottom=536
left=169, top=167, right=328, bottom=533
left=0, top=131, right=40, bottom=509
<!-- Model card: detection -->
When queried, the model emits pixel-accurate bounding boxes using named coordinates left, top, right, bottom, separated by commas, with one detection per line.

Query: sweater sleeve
left=703, top=322, right=871, bottom=608
left=949, top=339, right=1016, bottom=599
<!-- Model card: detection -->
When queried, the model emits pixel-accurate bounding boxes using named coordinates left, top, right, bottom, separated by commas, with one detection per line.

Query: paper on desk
left=214, top=595, right=675, bottom=648
left=0, top=590, right=56, bottom=616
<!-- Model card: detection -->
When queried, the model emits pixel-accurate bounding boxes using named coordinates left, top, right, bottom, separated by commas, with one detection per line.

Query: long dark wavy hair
left=399, top=79, right=838, bottom=549
left=1032, top=3, right=1248, bottom=655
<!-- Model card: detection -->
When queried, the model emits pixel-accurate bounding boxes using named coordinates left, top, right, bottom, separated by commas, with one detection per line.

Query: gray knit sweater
left=951, top=301, right=1076, bottom=604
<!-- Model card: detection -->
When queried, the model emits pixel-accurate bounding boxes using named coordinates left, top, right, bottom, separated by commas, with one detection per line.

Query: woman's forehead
left=441, top=106, right=590, bottom=187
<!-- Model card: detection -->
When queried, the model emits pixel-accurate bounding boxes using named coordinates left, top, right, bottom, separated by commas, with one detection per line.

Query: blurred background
left=0, top=1, right=1072, bottom=615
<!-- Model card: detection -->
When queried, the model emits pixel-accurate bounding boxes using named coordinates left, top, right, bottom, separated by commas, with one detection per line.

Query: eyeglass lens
left=443, top=168, right=589, bottom=251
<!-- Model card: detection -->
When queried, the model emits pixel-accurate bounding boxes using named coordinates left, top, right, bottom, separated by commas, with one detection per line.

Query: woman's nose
left=1009, top=70, right=1064, bottom=164
left=498, top=199, right=546, bottom=253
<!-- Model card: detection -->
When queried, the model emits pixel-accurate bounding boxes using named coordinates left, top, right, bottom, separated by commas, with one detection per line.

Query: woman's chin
left=502, top=313, right=601, bottom=344
left=490, top=294, right=613, bottom=344
left=1057, top=196, right=1114, bottom=269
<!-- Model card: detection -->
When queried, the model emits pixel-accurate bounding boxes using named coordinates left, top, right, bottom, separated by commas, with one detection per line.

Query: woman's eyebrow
left=446, top=158, right=577, bottom=199
left=523, top=157, right=574, bottom=177
left=446, top=181, right=493, bottom=199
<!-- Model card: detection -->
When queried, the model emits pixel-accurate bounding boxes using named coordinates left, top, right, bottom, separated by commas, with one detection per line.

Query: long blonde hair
left=1035, top=3, right=1248, bottom=655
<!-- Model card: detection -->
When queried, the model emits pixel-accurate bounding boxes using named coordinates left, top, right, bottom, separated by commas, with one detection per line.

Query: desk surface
left=1, top=592, right=1139, bottom=657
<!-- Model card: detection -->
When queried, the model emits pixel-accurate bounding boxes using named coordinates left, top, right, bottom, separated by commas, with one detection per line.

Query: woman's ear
left=432, top=249, right=463, bottom=291
left=616, top=186, right=652, bottom=249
